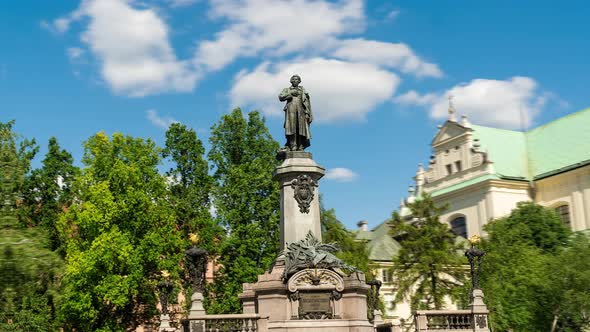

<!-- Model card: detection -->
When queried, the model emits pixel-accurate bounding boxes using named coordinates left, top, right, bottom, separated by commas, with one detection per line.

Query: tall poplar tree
left=162, top=123, right=219, bottom=253
left=57, top=133, right=184, bottom=331
left=20, top=137, right=78, bottom=253
left=207, top=109, right=280, bottom=313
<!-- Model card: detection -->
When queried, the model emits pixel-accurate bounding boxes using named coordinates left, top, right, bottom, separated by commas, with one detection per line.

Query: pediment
left=431, top=121, right=472, bottom=146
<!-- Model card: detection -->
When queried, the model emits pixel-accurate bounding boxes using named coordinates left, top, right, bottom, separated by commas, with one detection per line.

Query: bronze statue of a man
left=279, top=75, right=312, bottom=151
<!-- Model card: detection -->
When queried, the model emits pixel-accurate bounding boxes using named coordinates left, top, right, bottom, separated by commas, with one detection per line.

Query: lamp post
left=465, top=235, right=491, bottom=332
left=185, top=233, right=208, bottom=317
left=157, top=270, right=174, bottom=331
left=465, top=235, right=485, bottom=290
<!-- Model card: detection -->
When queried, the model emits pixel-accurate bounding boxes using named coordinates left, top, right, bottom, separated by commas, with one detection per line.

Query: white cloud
left=147, top=109, right=178, bottom=129
left=40, top=7, right=84, bottom=34
left=332, top=39, right=442, bottom=78
left=230, top=58, right=399, bottom=122
left=394, top=90, right=438, bottom=106
left=48, top=0, right=443, bottom=104
left=57, top=0, right=198, bottom=96
left=194, top=0, right=364, bottom=71
left=67, top=47, right=85, bottom=61
left=325, top=167, right=358, bottom=182
left=394, top=77, right=548, bottom=129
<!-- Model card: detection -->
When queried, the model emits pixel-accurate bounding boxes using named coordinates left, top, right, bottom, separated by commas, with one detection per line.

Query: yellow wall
left=535, top=165, right=590, bottom=231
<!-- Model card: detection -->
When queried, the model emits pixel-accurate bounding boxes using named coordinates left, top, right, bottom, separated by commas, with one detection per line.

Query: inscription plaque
left=299, top=292, right=332, bottom=319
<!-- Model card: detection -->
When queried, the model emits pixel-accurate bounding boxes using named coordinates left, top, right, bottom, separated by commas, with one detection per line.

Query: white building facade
left=357, top=106, right=590, bottom=323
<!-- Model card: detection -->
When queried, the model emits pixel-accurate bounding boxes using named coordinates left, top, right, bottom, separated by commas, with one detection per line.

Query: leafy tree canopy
left=389, top=194, right=466, bottom=310
left=320, top=198, right=370, bottom=273
left=481, top=202, right=586, bottom=332
left=207, top=109, right=280, bottom=313
left=20, top=137, right=79, bottom=253
left=57, top=132, right=184, bottom=331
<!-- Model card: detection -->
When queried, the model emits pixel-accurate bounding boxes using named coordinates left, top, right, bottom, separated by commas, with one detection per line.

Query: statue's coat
left=279, top=86, right=312, bottom=148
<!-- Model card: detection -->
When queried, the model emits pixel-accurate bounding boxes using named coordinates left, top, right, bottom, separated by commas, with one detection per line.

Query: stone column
left=273, top=151, right=325, bottom=250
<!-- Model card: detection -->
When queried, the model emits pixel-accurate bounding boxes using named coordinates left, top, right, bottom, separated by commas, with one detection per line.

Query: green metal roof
left=526, top=108, right=590, bottom=178
left=471, top=125, right=528, bottom=178
left=469, top=107, right=590, bottom=180
left=355, top=222, right=402, bottom=261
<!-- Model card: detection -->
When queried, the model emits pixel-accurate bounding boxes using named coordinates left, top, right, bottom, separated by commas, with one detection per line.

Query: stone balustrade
left=180, top=313, right=267, bottom=332
left=414, top=310, right=480, bottom=331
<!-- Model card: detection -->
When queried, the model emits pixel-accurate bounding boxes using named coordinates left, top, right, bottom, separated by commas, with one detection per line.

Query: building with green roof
left=406, top=105, right=590, bottom=239
left=355, top=106, right=590, bottom=322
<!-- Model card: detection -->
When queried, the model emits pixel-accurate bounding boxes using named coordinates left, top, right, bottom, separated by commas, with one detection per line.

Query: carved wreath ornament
left=291, top=174, right=317, bottom=214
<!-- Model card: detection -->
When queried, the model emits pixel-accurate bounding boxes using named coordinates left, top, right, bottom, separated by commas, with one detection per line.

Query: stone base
left=188, top=292, right=206, bottom=318
left=158, top=314, right=176, bottom=332
left=239, top=266, right=373, bottom=332
left=267, top=319, right=373, bottom=332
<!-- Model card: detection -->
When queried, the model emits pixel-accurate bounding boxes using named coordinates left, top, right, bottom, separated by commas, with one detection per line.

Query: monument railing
left=414, top=310, right=474, bottom=331
left=180, top=313, right=268, bottom=332
left=376, top=322, right=403, bottom=332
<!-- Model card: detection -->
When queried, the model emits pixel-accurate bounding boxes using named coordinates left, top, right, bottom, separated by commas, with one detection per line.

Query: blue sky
left=2, top=0, right=589, bottom=230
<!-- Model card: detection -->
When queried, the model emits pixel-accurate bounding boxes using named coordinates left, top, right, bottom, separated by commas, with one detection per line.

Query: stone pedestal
left=273, top=152, right=325, bottom=250
left=239, top=265, right=373, bottom=332
left=468, top=289, right=490, bottom=332
left=158, top=314, right=176, bottom=332
left=235, top=151, right=372, bottom=331
left=188, top=292, right=206, bottom=318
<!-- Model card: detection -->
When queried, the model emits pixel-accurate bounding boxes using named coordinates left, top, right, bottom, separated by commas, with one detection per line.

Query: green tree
left=57, top=132, right=184, bottom=331
left=320, top=199, right=370, bottom=272
left=20, top=137, right=79, bottom=253
left=389, top=194, right=465, bottom=310
left=162, top=123, right=220, bottom=252
left=480, top=202, right=574, bottom=332
left=207, top=109, right=280, bottom=313
left=547, top=233, right=590, bottom=332
left=0, top=121, right=62, bottom=331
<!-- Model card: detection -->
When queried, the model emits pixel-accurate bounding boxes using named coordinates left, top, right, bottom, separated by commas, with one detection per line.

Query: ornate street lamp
left=185, top=233, right=208, bottom=318
left=465, top=235, right=485, bottom=290
left=157, top=270, right=174, bottom=316
left=185, top=233, right=208, bottom=293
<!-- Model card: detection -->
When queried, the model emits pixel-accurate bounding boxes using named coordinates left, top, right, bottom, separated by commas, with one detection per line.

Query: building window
left=555, top=205, right=571, bottom=228
left=382, top=269, right=392, bottom=283
left=450, top=216, right=467, bottom=238
left=455, top=161, right=462, bottom=172
left=445, top=164, right=453, bottom=175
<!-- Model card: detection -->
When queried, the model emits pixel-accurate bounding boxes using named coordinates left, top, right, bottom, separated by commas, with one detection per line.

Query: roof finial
left=448, top=94, right=457, bottom=122
left=461, top=114, right=470, bottom=127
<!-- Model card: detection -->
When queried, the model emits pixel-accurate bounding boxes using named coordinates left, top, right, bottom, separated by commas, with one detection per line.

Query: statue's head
left=290, top=74, right=301, bottom=87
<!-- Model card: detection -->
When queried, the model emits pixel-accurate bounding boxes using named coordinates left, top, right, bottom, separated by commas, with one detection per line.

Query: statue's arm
left=278, top=88, right=291, bottom=102
left=304, top=90, right=313, bottom=123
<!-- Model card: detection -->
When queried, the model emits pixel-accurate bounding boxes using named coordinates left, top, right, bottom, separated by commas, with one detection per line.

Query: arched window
left=450, top=216, right=467, bottom=238
left=554, top=204, right=571, bottom=228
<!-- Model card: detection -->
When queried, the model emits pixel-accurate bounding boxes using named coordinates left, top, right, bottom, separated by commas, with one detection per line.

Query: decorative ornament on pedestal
left=185, top=233, right=207, bottom=318
left=157, top=270, right=176, bottom=332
